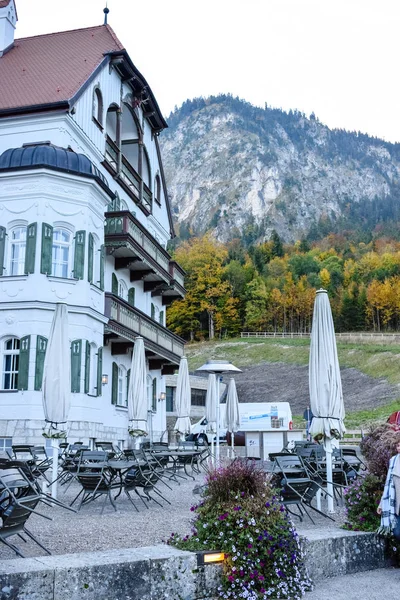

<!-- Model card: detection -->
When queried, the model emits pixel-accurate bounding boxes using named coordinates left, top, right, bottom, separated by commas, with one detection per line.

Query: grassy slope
left=184, top=337, right=400, bottom=428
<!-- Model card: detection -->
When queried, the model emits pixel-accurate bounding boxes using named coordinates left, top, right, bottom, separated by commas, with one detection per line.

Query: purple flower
left=248, top=544, right=253, bottom=548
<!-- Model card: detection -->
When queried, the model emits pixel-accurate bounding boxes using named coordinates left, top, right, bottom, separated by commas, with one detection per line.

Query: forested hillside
left=167, top=233, right=400, bottom=340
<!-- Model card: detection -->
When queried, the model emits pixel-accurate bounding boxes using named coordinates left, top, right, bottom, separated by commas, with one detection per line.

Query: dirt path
left=227, top=362, right=399, bottom=415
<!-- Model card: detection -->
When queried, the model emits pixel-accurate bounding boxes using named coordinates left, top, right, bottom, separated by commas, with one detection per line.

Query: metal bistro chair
left=71, top=451, right=118, bottom=514
left=274, top=455, right=334, bottom=524
left=122, top=450, right=171, bottom=509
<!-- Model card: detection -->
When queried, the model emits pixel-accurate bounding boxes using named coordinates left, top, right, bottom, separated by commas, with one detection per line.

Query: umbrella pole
left=216, top=376, right=220, bottom=464
left=51, top=438, right=59, bottom=500
left=326, top=438, right=335, bottom=513
left=231, top=432, right=234, bottom=459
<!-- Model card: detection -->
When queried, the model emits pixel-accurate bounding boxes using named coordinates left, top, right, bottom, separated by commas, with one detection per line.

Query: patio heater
left=196, top=360, right=241, bottom=463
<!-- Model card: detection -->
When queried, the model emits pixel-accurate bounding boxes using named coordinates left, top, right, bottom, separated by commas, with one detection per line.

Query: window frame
left=92, top=86, right=104, bottom=130
left=2, top=337, right=20, bottom=391
left=117, top=365, right=128, bottom=407
left=9, top=225, right=27, bottom=276
left=52, top=227, right=73, bottom=279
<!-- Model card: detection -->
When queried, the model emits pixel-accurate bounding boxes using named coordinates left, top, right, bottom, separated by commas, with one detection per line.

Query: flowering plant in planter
left=167, top=460, right=312, bottom=599
left=343, top=474, right=382, bottom=532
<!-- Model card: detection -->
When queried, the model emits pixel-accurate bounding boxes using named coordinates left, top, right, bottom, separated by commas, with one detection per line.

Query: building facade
left=0, top=1, right=185, bottom=450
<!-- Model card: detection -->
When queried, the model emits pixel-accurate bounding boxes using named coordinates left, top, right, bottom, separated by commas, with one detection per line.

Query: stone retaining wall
left=0, top=532, right=391, bottom=600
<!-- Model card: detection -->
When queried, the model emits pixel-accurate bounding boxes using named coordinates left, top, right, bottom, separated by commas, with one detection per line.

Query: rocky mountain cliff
left=160, top=96, right=400, bottom=243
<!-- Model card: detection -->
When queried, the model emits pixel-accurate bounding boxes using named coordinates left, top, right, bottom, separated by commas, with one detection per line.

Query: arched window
left=92, top=87, right=103, bottom=127
left=142, top=149, right=151, bottom=189
left=2, top=337, right=20, bottom=390
left=121, top=105, right=140, bottom=172
left=154, top=174, right=161, bottom=206
left=52, top=228, right=72, bottom=278
left=9, top=226, right=27, bottom=275
left=106, top=104, right=119, bottom=144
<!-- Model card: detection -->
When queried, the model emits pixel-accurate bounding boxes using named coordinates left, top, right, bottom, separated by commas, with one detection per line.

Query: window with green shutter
left=71, top=340, right=82, bottom=393
left=112, top=273, right=118, bottom=295
left=128, top=287, right=135, bottom=306
left=96, top=347, right=103, bottom=396
left=151, top=303, right=155, bottom=319
left=84, top=341, right=90, bottom=394
left=88, top=233, right=94, bottom=283
left=99, top=245, right=104, bottom=290
left=73, top=231, right=86, bottom=280
left=18, top=335, right=30, bottom=391
left=0, top=226, right=5, bottom=275
left=24, top=223, right=37, bottom=274
left=159, top=310, right=164, bottom=326
left=111, top=361, right=118, bottom=404
left=40, top=223, right=53, bottom=274
left=34, top=336, right=47, bottom=391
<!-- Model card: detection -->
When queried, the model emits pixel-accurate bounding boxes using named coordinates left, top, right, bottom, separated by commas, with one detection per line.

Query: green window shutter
left=99, top=245, right=105, bottom=290
left=111, top=361, right=118, bottom=405
left=128, top=287, right=135, bottom=306
left=126, top=368, right=131, bottom=407
left=152, top=378, right=157, bottom=412
left=71, top=339, right=82, bottom=393
left=96, top=347, right=103, bottom=397
left=84, top=341, right=90, bottom=394
left=0, top=226, right=5, bottom=275
left=112, top=272, right=118, bottom=295
left=34, top=336, right=47, bottom=391
left=151, top=303, right=155, bottom=319
left=18, top=335, right=30, bottom=391
left=88, top=233, right=94, bottom=283
left=73, top=230, right=86, bottom=280
left=159, top=310, right=164, bottom=326
left=40, top=223, right=53, bottom=274
left=24, top=223, right=37, bottom=274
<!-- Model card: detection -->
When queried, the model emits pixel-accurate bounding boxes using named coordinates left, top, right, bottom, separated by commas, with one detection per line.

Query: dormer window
left=92, top=87, right=103, bottom=129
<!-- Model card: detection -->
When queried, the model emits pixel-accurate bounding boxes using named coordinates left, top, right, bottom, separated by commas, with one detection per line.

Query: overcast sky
left=14, top=0, right=400, bottom=143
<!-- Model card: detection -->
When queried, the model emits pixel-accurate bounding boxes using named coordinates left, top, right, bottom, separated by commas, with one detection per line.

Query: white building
left=0, top=1, right=186, bottom=451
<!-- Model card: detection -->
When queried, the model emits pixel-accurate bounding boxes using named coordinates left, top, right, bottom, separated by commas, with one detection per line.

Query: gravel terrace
left=0, top=464, right=347, bottom=562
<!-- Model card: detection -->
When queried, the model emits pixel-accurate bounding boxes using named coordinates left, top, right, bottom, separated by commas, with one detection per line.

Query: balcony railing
left=142, top=182, right=152, bottom=213
left=105, top=136, right=119, bottom=172
left=105, top=293, right=185, bottom=358
left=120, top=156, right=141, bottom=201
left=105, top=211, right=171, bottom=282
left=169, top=261, right=186, bottom=289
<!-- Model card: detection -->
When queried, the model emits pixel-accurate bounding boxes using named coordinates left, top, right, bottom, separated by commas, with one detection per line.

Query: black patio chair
left=123, top=462, right=171, bottom=509
left=70, top=451, right=117, bottom=514
left=0, top=495, right=52, bottom=558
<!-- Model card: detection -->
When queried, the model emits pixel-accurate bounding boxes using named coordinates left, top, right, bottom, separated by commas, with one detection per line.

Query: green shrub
left=167, top=460, right=312, bottom=599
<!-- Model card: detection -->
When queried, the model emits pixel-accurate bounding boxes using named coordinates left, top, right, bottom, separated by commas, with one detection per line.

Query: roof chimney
left=0, top=0, right=17, bottom=57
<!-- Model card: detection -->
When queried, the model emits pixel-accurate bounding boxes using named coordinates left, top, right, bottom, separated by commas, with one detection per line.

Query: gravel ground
left=0, top=465, right=347, bottom=561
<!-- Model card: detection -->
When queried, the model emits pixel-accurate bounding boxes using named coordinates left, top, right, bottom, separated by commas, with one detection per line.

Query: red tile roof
left=0, top=1, right=13, bottom=8
left=0, top=25, right=124, bottom=112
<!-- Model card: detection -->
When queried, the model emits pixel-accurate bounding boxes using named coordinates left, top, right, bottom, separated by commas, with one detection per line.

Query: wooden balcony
left=104, top=293, right=185, bottom=367
left=104, top=136, right=119, bottom=175
left=105, top=211, right=173, bottom=288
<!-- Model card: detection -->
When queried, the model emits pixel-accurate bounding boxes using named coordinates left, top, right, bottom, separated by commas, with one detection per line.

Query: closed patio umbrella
left=42, top=303, right=71, bottom=499
left=128, top=337, right=148, bottom=438
left=205, top=373, right=217, bottom=460
left=174, top=356, right=191, bottom=436
left=224, top=377, right=240, bottom=457
left=309, top=289, right=346, bottom=513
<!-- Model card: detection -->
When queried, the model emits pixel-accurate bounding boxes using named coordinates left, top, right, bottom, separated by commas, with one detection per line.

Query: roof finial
left=103, top=2, right=110, bottom=25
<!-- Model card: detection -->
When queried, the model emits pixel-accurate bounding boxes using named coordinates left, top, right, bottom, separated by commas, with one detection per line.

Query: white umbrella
left=174, top=356, right=191, bottom=436
left=224, top=377, right=240, bottom=457
left=309, top=289, right=346, bottom=513
left=205, top=373, right=217, bottom=461
left=128, top=337, right=148, bottom=437
left=42, top=303, right=71, bottom=499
